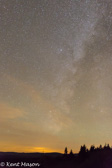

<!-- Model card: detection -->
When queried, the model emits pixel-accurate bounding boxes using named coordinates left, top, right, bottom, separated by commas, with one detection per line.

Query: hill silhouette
left=0, top=144, right=112, bottom=168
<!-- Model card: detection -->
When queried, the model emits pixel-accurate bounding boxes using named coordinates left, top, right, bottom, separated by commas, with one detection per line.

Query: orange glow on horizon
left=0, top=145, right=80, bottom=154
left=0, top=144, right=65, bottom=153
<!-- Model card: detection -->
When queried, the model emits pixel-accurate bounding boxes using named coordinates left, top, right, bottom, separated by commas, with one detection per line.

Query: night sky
left=0, top=0, right=112, bottom=153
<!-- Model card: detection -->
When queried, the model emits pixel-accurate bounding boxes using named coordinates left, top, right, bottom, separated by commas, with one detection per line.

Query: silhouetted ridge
left=0, top=144, right=112, bottom=168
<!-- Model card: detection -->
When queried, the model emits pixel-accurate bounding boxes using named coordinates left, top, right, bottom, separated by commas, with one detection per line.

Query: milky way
left=0, top=0, right=112, bottom=153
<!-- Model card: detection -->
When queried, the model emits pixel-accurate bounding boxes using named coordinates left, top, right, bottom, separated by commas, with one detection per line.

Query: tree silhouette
left=104, top=143, right=110, bottom=150
left=107, top=144, right=110, bottom=149
left=79, top=144, right=87, bottom=158
left=69, top=149, right=73, bottom=155
left=90, top=145, right=95, bottom=152
left=64, top=147, right=68, bottom=155
left=69, top=149, right=74, bottom=158
left=99, top=145, right=102, bottom=150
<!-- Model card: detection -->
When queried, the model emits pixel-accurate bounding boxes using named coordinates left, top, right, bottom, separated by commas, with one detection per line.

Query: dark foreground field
left=0, top=148, right=112, bottom=168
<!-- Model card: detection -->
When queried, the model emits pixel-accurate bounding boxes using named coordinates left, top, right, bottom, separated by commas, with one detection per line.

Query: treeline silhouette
left=42, top=143, right=112, bottom=168
left=64, top=143, right=111, bottom=157
left=60, top=143, right=112, bottom=168
left=1, top=144, right=112, bottom=168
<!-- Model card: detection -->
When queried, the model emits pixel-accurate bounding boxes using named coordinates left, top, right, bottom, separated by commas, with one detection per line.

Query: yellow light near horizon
left=0, top=143, right=63, bottom=153
left=31, top=147, right=62, bottom=153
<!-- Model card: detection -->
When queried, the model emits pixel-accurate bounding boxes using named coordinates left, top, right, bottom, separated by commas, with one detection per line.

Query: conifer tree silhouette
left=64, top=147, right=68, bottom=155
left=79, top=144, right=87, bottom=158
left=90, top=145, right=95, bottom=152
left=69, top=149, right=73, bottom=155
left=69, top=149, right=74, bottom=158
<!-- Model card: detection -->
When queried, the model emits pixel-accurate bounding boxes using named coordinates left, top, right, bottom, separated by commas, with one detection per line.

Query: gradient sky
left=0, top=0, right=112, bottom=153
